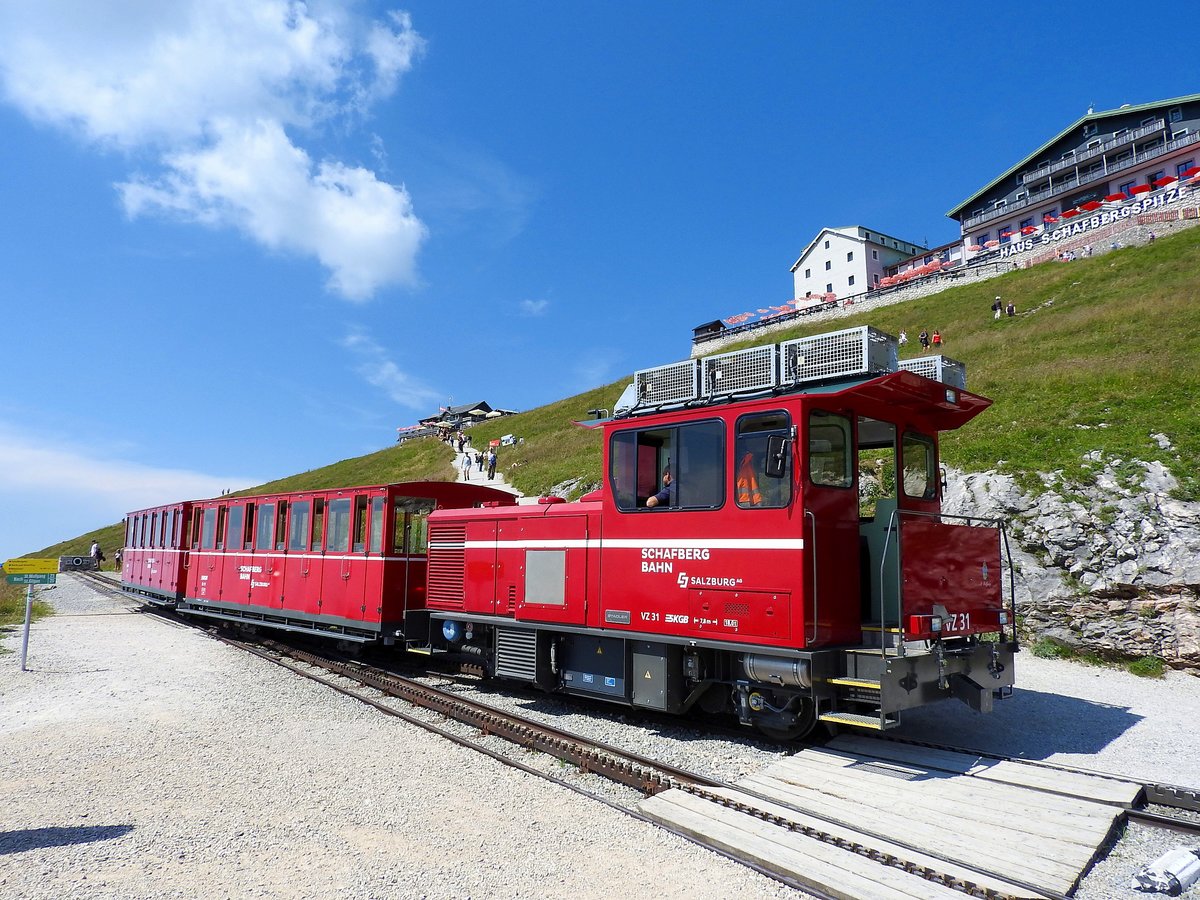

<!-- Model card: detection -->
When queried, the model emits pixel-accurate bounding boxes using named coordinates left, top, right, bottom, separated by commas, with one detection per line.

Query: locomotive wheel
left=754, top=697, right=817, bottom=742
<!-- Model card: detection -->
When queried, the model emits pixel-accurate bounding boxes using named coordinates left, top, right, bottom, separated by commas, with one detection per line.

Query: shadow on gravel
left=890, top=686, right=1142, bottom=760
left=0, top=824, right=134, bottom=855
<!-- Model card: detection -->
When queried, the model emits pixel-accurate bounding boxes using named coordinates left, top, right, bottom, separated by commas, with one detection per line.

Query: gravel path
left=2, top=576, right=1198, bottom=899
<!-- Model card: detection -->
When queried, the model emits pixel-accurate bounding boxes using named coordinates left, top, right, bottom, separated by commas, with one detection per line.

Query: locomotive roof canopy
left=829, top=369, right=991, bottom=431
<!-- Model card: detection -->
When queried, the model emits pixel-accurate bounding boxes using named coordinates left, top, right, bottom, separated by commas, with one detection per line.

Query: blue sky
left=0, top=1, right=1194, bottom=562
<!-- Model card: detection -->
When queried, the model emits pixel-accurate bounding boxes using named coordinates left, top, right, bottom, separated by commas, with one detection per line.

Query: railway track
left=82, top=571, right=1200, bottom=897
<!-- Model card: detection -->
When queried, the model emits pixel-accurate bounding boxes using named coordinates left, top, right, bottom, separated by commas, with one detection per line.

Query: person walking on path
left=89, top=540, right=105, bottom=570
left=487, top=448, right=498, bottom=480
left=477, top=451, right=485, bottom=473
left=992, top=296, right=1002, bottom=320
left=460, top=452, right=472, bottom=481
left=918, top=329, right=929, bottom=353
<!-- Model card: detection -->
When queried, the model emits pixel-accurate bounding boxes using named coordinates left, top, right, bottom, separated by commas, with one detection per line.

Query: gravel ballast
left=3, top=576, right=1199, bottom=899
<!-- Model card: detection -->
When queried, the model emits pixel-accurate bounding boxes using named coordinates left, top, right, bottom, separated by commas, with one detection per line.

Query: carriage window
left=735, top=412, right=792, bottom=509
left=164, top=510, right=174, bottom=548
left=150, top=512, right=159, bottom=548
left=143, top=514, right=152, bottom=549
left=393, top=498, right=435, bottom=553
left=326, top=498, right=352, bottom=553
left=288, top=501, right=311, bottom=552
left=312, top=499, right=325, bottom=550
left=352, top=496, right=369, bottom=552
left=407, top=512, right=429, bottom=554
left=368, top=497, right=385, bottom=554
left=808, top=411, right=853, bottom=488
left=227, top=505, right=245, bottom=552
left=243, top=503, right=255, bottom=550
left=609, top=419, right=724, bottom=511
left=902, top=432, right=937, bottom=500
left=275, top=501, right=288, bottom=551
left=256, top=503, right=276, bottom=551
left=200, top=508, right=218, bottom=550
left=215, top=506, right=227, bottom=550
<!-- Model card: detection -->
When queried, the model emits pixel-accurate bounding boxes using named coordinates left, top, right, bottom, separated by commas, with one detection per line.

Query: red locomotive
left=122, top=325, right=1017, bottom=739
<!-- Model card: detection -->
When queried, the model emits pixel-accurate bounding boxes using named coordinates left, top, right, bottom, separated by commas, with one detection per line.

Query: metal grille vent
left=780, top=326, right=897, bottom=386
left=725, top=601, right=751, bottom=616
left=495, top=628, right=537, bottom=681
left=701, top=345, right=778, bottom=398
left=898, top=355, right=967, bottom=390
left=426, top=525, right=466, bottom=608
left=847, top=760, right=921, bottom=781
left=633, top=359, right=700, bottom=408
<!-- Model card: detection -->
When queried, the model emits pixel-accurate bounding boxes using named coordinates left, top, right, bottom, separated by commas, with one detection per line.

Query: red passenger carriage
left=122, top=501, right=193, bottom=604
left=123, top=482, right=514, bottom=642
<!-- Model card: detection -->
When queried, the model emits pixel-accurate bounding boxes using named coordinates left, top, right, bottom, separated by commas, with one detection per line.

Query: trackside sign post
left=2, top=558, right=58, bottom=672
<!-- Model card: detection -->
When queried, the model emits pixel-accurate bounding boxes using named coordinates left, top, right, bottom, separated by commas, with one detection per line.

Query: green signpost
left=6, top=573, right=57, bottom=585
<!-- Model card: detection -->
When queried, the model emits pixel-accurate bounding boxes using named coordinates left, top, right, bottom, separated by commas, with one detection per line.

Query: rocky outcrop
left=943, top=452, right=1200, bottom=672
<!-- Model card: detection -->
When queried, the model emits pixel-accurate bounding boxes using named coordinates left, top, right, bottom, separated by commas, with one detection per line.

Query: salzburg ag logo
left=677, top=572, right=688, bottom=589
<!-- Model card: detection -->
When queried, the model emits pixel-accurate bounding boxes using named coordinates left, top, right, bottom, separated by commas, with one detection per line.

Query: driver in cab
left=645, top=468, right=673, bottom=507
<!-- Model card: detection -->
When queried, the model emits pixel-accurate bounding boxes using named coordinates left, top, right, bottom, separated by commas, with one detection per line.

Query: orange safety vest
left=737, top=453, right=762, bottom=505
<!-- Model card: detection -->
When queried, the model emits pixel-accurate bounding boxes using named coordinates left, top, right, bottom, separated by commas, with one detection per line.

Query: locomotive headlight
left=930, top=616, right=943, bottom=632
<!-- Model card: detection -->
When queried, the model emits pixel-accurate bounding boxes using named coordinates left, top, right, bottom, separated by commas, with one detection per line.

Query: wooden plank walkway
left=640, top=740, right=1129, bottom=899
left=827, top=734, right=1143, bottom=807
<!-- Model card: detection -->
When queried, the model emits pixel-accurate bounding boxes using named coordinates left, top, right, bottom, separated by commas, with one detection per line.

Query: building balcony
left=961, top=129, right=1198, bottom=231
left=1021, top=119, right=1165, bottom=185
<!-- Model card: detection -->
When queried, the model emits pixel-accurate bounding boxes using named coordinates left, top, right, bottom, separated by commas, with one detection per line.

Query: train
left=121, top=325, right=1017, bottom=739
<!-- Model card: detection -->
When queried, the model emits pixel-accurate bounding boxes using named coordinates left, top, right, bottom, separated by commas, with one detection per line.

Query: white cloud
left=0, top=426, right=255, bottom=509
left=519, top=298, right=549, bottom=317
left=0, top=423, right=261, bottom=560
left=341, top=329, right=441, bottom=408
left=0, top=0, right=426, bottom=300
left=119, top=118, right=426, bottom=299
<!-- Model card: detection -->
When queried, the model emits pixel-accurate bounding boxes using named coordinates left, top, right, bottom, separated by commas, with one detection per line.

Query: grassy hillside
left=32, top=227, right=1200, bottom=565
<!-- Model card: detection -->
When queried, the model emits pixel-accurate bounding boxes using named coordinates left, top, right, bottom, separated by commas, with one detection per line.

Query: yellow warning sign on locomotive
left=2, top=558, right=58, bottom=575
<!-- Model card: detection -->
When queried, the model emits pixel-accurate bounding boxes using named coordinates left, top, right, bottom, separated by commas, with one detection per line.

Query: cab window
left=609, top=419, right=724, bottom=511
left=901, top=432, right=937, bottom=500
left=735, top=412, right=792, bottom=509
left=808, top=411, right=853, bottom=488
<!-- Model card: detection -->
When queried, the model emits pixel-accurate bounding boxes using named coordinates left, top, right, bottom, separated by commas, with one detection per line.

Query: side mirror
left=765, top=434, right=790, bottom=478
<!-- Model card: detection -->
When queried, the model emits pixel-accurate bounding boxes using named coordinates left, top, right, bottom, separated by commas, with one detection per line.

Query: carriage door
left=320, top=496, right=370, bottom=623
left=856, top=418, right=901, bottom=631
left=803, top=410, right=861, bottom=645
